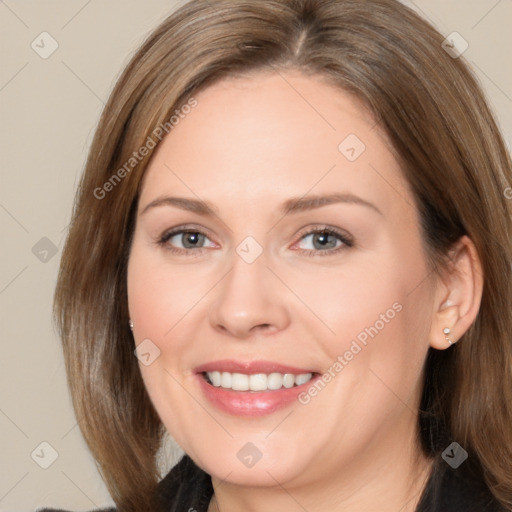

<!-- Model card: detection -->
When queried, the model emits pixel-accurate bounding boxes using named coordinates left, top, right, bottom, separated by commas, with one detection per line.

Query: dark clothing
left=38, top=454, right=507, bottom=512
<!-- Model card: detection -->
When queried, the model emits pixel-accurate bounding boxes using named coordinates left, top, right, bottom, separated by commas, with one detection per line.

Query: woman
left=46, top=0, right=512, bottom=510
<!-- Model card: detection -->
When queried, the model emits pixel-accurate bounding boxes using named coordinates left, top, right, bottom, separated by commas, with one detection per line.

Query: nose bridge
left=208, top=241, right=290, bottom=338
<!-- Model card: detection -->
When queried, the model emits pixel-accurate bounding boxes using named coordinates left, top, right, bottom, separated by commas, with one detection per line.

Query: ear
left=429, top=235, right=484, bottom=350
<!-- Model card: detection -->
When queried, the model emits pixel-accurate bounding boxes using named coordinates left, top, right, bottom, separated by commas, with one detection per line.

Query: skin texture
left=127, top=70, right=483, bottom=512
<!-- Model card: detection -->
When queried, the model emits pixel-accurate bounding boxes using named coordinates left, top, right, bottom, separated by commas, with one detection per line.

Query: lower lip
left=196, top=374, right=320, bottom=417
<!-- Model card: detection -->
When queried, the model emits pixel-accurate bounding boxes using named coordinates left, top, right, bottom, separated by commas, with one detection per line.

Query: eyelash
left=156, top=224, right=354, bottom=257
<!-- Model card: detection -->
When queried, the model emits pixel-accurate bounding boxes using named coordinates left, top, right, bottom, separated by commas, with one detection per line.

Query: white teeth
left=231, top=373, right=249, bottom=391
left=210, top=371, right=221, bottom=387
left=295, top=373, right=312, bottom=386
left=267, top=372, right=284, bottom=390
left=283, top=373, right=295, bottom=388
left=249, top=373, right=267, bottom=391
left=220, top=371, right=232, bottom=388
left=206, top=371, right=313, bottom=391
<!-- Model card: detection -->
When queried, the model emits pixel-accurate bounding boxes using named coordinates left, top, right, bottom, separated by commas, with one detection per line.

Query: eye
left=293, top=226, right=354, bottom=256
left=157, top=226, right=216, bottom=254
left=156, top=225, right=353, bottom=257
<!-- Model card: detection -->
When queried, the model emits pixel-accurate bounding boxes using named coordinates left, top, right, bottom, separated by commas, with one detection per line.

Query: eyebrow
left=140, top=193, right=382, bottom=217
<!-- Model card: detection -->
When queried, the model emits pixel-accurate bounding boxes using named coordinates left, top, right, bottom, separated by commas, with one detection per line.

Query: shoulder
left=417, top=458, right=507, bottom=512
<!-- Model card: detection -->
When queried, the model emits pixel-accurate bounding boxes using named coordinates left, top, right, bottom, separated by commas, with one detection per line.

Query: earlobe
left=429, top=236, right=484, bottom=351
left=430, top=303, right=459, bottom=350
left=442, top=327, right=454, bottom=346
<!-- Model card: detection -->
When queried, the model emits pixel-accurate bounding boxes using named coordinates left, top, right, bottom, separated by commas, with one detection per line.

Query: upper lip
left=194, top=359, right=317, bottom=375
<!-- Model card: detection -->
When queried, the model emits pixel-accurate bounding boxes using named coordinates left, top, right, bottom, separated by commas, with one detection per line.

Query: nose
left=208, top=250, right=290, bottom=340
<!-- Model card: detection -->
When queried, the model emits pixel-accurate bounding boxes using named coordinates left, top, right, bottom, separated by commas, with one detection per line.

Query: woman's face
left=127, top=70, right=437, bottom=488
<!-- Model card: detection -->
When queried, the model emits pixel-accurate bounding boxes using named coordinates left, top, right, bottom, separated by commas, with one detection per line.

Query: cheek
left=126, top=243, right=190, bottom=403
left=301, top=234, right=434, bottom=396
left=302, top=262, right=432, bottom=453
left=293, top=251, right=431, bottom=350
left=126, top=245, right=207, bottom=442
left=128, top=267, right=173, bottom=335
left=127, top=244, right=211, bottom=342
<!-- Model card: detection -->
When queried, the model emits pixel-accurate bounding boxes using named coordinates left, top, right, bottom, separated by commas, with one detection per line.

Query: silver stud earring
left=443, top=327, right=453, bottom=345
left=129, top=320, right=134, bottom=330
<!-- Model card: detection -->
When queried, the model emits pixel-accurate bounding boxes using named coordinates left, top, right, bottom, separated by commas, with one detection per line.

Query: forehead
left=138, top=70, right=413, bottom=219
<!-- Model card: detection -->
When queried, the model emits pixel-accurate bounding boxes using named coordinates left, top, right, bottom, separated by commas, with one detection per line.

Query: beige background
left=0, top=1, right=511, bottom=510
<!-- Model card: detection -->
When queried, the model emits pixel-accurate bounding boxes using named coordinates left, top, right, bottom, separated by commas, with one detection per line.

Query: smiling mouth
left=202, top=371, right=317, bottom=392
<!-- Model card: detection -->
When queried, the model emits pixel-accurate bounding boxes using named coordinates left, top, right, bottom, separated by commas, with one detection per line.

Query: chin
left=185, top=433, right=315, bottom=488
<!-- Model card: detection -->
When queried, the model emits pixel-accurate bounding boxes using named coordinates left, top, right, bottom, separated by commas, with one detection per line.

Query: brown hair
left=53, top=0, right=512, bottom=510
